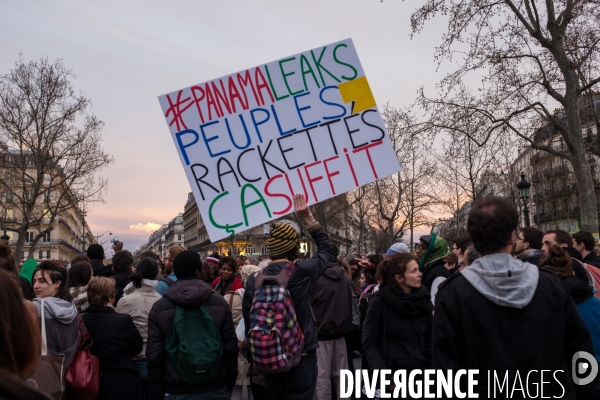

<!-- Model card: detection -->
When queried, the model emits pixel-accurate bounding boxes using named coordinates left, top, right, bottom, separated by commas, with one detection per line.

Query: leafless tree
left=411, top=0, right=600, bottom=232
left=0, top=57, right=114, bottom=261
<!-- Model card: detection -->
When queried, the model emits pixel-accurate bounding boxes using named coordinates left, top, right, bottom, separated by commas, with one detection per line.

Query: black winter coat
left=90, top=260, right=114, bottom=278
left=113, top=271, right=132, bottom=307
left=421, top=259, right=451, bottom=293
left=243, top=223, right=337, bottom=353
left=362, top=284, right=433, bottom=374
left=81, top=304, right=145, bottom=400
left=433, top=270, right=596, bottom=399
left=147, top=278, right=238, bottom=399
left=311, top=263, right=354, bottom=340
left=583, top=252, right=600, bottom=269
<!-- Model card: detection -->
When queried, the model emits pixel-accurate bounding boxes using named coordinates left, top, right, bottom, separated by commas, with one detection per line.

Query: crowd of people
left=1, top=194, right=600, bottom=399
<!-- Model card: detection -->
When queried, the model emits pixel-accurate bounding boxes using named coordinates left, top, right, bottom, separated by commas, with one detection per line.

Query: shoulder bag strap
left=40, top=298, right=47, bottom=356
left=228, top=292, right=235, bottom=309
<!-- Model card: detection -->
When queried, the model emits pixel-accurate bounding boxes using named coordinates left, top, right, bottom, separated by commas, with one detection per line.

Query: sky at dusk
left=1, top=0, right=452, bottom=251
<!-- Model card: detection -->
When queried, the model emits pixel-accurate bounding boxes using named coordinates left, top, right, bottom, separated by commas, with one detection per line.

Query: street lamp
left=517, top=172, right=531, bottom=227
left=96, top=231, right=112, bottom=243
left=1, top=231, right=10, bottom=243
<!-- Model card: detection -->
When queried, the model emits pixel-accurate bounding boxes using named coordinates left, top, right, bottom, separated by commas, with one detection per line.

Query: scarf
left=379, top=283, right=434, bottom=318
left=418, top=233, right=450, bottom=272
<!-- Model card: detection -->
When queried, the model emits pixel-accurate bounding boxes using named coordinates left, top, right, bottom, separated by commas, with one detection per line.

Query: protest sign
left=158, top=38, right=401, bottom=242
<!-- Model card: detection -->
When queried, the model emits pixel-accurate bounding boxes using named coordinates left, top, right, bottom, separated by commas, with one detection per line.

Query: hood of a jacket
left=33, top=297, right=78, bottom=324
left=516, top=248, right=543, bottom=264
left=323, top=264, right=345, bottom=280
left=562, top=277, right=594, bottom=304
left=164, top=278, right=212, bottom=307
left=461, top=253, right=539, bottom=309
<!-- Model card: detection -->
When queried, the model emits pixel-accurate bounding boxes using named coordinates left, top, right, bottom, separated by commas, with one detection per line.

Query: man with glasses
left=451, top=236, right=471, bottom=272
left=514, top=227, right=543, bottom=266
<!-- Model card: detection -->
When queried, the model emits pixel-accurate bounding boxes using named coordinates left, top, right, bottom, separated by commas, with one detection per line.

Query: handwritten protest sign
left=158, top=38, right=401, bottom=242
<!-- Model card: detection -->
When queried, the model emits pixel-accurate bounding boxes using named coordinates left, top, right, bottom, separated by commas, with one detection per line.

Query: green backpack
left=165, top=304, right=223, bottom=384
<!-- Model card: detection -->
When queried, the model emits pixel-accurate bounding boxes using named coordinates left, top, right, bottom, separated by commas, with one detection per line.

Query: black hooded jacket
left=146, top=279, right=238, bottom=399
left=421, top=259, right=451, bottom=292
left=362, top=284, right=433, bottom=373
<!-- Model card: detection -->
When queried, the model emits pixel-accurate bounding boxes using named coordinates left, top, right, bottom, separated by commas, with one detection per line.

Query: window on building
left=26, top=231, right=34, bottom=243
left=246, top=246, right=255, bottom=254
left=178, top=234, right=182, bottom=241
left=39, top=250, right=43, bottom=260
left=46, top=250, right=50, bottom=260
left=261, top=245, right=269, bottom=255
left=233, top=246, right=239, bottom=255
left=43, top=232, right=50, bottom=242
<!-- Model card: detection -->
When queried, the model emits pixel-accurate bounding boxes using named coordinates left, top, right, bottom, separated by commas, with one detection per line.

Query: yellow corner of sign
left=338, top=76, right=376, bottom=114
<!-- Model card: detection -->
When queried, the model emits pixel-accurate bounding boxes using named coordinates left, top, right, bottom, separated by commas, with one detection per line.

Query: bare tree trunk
left=14, top=227, right=27, bottom=263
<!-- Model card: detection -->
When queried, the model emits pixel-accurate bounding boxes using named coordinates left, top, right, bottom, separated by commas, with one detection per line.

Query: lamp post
left=1, top=230, right=10, bottom=243
left=517, top=173, right=531, bottom=227
left=96, top=231, right=112, bottom=244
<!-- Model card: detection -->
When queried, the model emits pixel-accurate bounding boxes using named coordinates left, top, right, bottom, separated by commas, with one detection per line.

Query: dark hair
left=138, top=250, right=159, bottom=260
left=130, top=258, right=159, bottom=289
left=444, top=253, right=459, bottom=266
left=70, top=254, right=91, bottom=265
left=544, top=230, right=573, bottom=247
left=467, top=196, right=518, bottom=255
left=0, top=270, right=39, bottom=378
left=573, top=231, right=595, bottom=252
left=67, top=261, right=92, bottom=288
left=465, top=245, right=480, bottom=266
left=219, top=257, right=237, bottom=271
left=0, top=243, right=18, bottom=279
left=539, top=244, right=572, bottom=278
left=375, top=253, right=416, bottom=287
left=32, top=261, right=70, bottom=301
left=360, top=269, right=377, bottom=285
left=452, top=236, right=472, bottom=254
left=520, top=227, right=543, bottom=250
left=201, top=262, right=215, bottom=284
left=367, top=253, right=384, bottom=269
left=112, top=250, right=134, bottom=273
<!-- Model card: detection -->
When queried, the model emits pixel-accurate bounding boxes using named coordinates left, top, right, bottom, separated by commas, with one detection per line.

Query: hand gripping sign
left=158, top=38, right=401, bottom=242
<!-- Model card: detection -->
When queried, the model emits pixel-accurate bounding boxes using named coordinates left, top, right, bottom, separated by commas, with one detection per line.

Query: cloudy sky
left=2, top=0, right=451, bottom=251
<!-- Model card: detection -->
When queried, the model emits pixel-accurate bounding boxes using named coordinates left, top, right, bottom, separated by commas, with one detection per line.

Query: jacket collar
left=87, top=304, right=116, bottom=313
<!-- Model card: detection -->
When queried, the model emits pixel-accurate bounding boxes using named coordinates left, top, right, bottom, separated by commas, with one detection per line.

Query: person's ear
left=195, top=270, right=202, bottom=279
left=394, top=274, right=404, bottom=284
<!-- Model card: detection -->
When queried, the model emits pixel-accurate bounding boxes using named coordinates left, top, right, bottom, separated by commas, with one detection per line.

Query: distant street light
left=96, top=231, right=112, bottom=243
left=517, top=173, right=531, bottom=227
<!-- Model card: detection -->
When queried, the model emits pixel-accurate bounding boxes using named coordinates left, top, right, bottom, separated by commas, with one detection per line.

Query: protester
left=430, top=253, right=459, bottom=304
left=205, top=252, right=221, bottom=286
left=112, top=250, right=134, bottom=306
left=539, top=244, right=600, bottom=397
left=0, top=243, right=31, bottom=299
left=19, top=256, right=38, bottom=284
left=67, top=261, right=93, bottom=313
left=311, top=259, right=355, bottom=400
left=87, top=243, right=114, bottom=278
left=416, top=233, right=451, bottom=292
left=433, top=196, right=596, bottom=398
left=385, top=242, right=410, bottom=257
left=596, top=240, right=600, bottom=257
left=82, top=277, right=145, bottom=400
left=357, top=268, right=377, bottom=371
left=573, top=231, right=600, bottom=269
left=515, top=226, right=544, bottom=265
left=0, top=269, right=50, bottom=400
left=212, top=256, right=243, bottom=297
left=30, top=260, right=80, bottom=400
left=362, top=253, right=433, bottom=395
left=221, top=274, right=251, bottom=400
left=451, top=235, right=471, bottom=271
left=461, top=245, right=480, bottom=270
left=242, top=194, right=337, bottom=400
left=155, top=246, right=187, bottom=296
left=542, top=229, right=589, bottom=282
left=147, top=250, right=238, bottom=399
left=116, top=257, right=162, bottom=398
